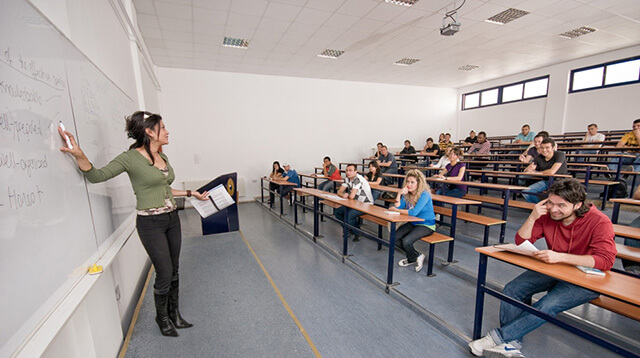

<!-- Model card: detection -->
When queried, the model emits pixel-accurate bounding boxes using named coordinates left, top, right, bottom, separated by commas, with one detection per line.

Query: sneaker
left=484, top=343, right=525, bottom=358
left=352, top=234, right=361, bottom=242
left=415, top=253, right=426, bottom=272
left=398, top=258, right=416, bottom=267
left=435, top=214, right=441, bottom=221
left=469, top=334, right=498, bottom=356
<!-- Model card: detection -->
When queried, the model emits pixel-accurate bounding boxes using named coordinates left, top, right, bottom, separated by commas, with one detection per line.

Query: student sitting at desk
left=421, top=137, right=442, bottom=156
left=280, top=163, right=299, bottom=200
left=390, top=170, right=436, bottom=273
left=430, top=146, right=452, bottom=169
left=518, top=134, right=544, bottom=163
left=378, top=145, right=398, bottom=185
left=433, top=147, right=467, bottom=199
left=396, top=139, right=416, bottom=158
left=366, top=160, right=383, bottom=201
left=369, top=142, right=384, bottom=159
left=469, top=178, right=616, bottom=358
left=521, top=138, right=567, bottom=203
left=576, top=123, right=605, bottom=161
left=440, top=132, right=454, bottom=150
left=268, top=161, right=284, bottom=204
left=464, top=130, right=477, bottom=146
left=607, top=118, right=640, bottom=173
left=316, top=156, right=341, bottom=192
left=334, top=164, right=373, bottom=242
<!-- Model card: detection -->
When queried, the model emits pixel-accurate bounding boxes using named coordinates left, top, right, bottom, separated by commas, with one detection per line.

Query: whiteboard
left=0, top=0, right=135, bottom=353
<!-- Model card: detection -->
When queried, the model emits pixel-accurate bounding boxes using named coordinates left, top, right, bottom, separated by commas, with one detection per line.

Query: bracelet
left=187, top=190, right=192, bottom=197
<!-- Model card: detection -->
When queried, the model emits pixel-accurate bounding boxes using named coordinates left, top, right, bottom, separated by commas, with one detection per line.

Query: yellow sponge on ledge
left=88, top=264, right=103, bottom=275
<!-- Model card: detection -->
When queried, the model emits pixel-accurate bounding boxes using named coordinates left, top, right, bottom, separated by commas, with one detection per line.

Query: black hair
left=541, top=137, right=556, bottom=147
left=346, top=163, right=357, bottom=170
left=405, top=139, right=411, bottom=144
left=478, top=131, right=487, bottom=137
left=538, top=131, right=550, bottom=138
left=522, top=124, right=530, bottom=128
left=324, top=156, right=331, bottom=162
left=126, top=111, right=162, bottom=165
left=368, top=160, right=380, bottom=173
left=427, top=137, right=433, bottom=142
left=272, top=161, right=281, bottom=174
left=634, top=119, right=640, bottom=125
left=548, top=178, right=590, bottom=217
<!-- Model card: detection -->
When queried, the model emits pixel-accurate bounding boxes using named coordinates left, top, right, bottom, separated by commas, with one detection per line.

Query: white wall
left=457, top=45, right=640, bottom=137
left=157, top=68, right=458, bottom=199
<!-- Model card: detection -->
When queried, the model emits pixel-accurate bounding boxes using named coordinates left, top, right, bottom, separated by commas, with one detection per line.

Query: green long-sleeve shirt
left=82, top=149, right=176, bottom=210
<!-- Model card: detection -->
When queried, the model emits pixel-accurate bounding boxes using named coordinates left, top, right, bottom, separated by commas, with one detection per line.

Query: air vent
left=318, top=49, right=345, bottom=59
left=394, top=58, right=420, bottom=66
left=558, top=26, right=596, bottom=39
left=385, top=0, right=419, bottom=7
left=485, top=8, right=529, bottom=25
left=222, top=37, right=249, bottom=49
left=459, top=65, right=480, bottom=71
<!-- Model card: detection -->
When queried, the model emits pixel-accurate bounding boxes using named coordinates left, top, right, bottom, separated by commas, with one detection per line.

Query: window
left=570, top=56, right=640, bottom=93
left=461, top=75, right=549, bottom=110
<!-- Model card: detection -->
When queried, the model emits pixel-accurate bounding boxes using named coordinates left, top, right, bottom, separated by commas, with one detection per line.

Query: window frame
left=461, top=75, right=549, bottom=111
left=569, top=56, right=640, bottom=94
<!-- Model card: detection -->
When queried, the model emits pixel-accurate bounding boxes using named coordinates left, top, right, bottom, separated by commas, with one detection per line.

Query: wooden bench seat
left=613, top=224, right=640, bottom=240
left=463, top=193, right=535, bottom=211
left=591, top=296, right=640, bottom=322
left=319, top=199, right=341, bottom=209
left=615, top=243, right=640, bottom=264
left=433, top=206, right=505, bottom=246
left=420, top=233, right=454, bottom=277
left=360, top=215, right=454, bottom=277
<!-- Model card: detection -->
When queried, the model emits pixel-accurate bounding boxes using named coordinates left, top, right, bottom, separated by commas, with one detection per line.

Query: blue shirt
left=284, top=169, right=300, bottom=187
left=397, top=191, right=436, bottom=229
left=515, top=131, right=536, bottom=142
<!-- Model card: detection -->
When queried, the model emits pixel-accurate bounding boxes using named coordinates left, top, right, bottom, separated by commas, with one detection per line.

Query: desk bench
left=433, top=206, right=505, bottom=246
left=463, top=193, right=535, bottom=211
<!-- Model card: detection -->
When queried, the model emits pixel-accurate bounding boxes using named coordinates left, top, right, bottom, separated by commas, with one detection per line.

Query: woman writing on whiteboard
left=58, top=111, right=208, bottom=337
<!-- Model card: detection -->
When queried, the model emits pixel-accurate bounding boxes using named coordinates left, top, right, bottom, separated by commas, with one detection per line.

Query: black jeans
left=269, top=182, right=279, bottom=202
left=395, top=223, right=434, bottom=262
left=137, top=210, right=182, bottom=295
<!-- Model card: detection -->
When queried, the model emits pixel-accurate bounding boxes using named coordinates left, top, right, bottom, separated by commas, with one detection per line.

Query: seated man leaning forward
left=334, top=164, right=373, bottom=242
left=521, top=138, right=567, bottom=203
left=469, top=178, right=616, bottom=358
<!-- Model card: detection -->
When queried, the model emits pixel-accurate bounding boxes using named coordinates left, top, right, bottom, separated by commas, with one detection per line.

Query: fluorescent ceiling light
left=559, top=26, right=596, bottom=39
left=394, top=58, right=420, bottom=66
left=485, top=8, right=529, bottom=25
left=318, top=49, right=344, bottom=59
left=222, top=37, right=249, bottom=49
left=459, top=64, right=480, bottom=71
left=385, top=0, right=419, bottom=7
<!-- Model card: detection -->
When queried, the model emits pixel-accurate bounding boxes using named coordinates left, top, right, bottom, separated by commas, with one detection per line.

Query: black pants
left=137, top=210, right=182, bottom=295
left=395, top=223, right=434, bottom=262
left=269, top=182, right=279, bottom=202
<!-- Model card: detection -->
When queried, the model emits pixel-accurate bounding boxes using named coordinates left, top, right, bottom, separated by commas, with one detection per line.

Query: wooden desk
left=370, top=183, right=482, bottom=262
left=425, top=178, right=528, bottom=243
left=472, top=246, right=640, bottom=358
left=293, top=187, right=421, bottom=292
left=260, top=177, right=298, bottom=216
left=610, top=198, right=640, bottom=224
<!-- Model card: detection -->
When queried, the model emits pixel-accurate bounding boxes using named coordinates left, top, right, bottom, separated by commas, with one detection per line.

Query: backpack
left=599, top=180, right=628, bottom=199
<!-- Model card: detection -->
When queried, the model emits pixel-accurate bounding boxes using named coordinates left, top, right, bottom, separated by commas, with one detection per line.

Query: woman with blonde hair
left=391, top=169, right=436, bottom=272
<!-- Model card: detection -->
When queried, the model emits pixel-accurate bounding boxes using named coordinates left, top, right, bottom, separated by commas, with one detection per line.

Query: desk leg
left=342, top=207, right=349, bottom=256
left=280, top=187, right=284, bottom=216
left=500, top=189, right=510, bottom=244
left=472, top=253, right=488, bottom=339
left=386, top=223, right=397, bottom=293
left=612, top=202, right=620, bottom=224
left=446, top=204, right=458, bottom=264
left=313, top=198, right=319, bottom=240
left=294, top=191, right=298, bottom=225
left=261, top=179, right=264, bottom=204
left=584, top=166, right=591, bottom=190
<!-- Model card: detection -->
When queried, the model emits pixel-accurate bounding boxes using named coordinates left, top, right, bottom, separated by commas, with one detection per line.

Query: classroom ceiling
left=132, top=0, right=640, bottom=88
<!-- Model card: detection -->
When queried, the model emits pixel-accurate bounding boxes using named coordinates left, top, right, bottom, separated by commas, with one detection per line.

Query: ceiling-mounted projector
left=440, top=21, right=461, bottom=36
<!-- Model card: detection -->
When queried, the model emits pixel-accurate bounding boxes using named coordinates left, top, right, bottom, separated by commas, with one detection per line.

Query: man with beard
left=469, top=178, right=616, bottom=358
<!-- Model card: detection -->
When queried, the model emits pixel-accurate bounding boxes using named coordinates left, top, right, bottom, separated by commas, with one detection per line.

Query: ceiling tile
left=366, top=2, right=407, bottom=22
left=324, top=12, right=361, bottom=30
left=133, top=0, right=155, bottom=14
left=193, top=22, right=225, bottom=34
left=155, top=2, right=192, bottom=20
left=230, top=0, right=269, bottom=16
left=295, top=7, right=334, bottom=25
left=336, top=0, right=378, bottom=17
left=193, top=0, right=230, bottom=10
left=158, top=17, right=192, bottom=32
left=137, top=13, right=161, bottom=28
left=162, top=30, right=194, bottom=42
left=257, top=17, right=292, bottom=33
left=141, top=27, right=163, bottom=39
left=227, top=12, right=261, bottom=28
left=263, top=2, right=303, bottom=21
left=193, top=8, right=228, bottom=24
left=306, top=0, right=346, bottom=12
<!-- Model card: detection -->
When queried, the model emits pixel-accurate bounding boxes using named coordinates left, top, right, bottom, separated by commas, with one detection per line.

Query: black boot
left=154, top=292, right=179, bottom=337
left=168, top=280, right=193, bottom=328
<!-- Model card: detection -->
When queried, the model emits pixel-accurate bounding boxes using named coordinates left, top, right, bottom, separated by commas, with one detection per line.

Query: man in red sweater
left=469, top=178, right=616, bottom=358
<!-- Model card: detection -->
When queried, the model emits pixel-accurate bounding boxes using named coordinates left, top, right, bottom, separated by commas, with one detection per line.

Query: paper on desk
left=189, top=184, right=235, bottom=218
left=493, top=241, right=539, bottom=257
left=321, top=194, right=347, bottom=201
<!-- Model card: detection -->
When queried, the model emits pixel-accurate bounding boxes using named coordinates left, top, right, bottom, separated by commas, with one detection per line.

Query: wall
left=457, top=45, right=640, bottom=137
left=157, top=68, right=458, bottom=200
